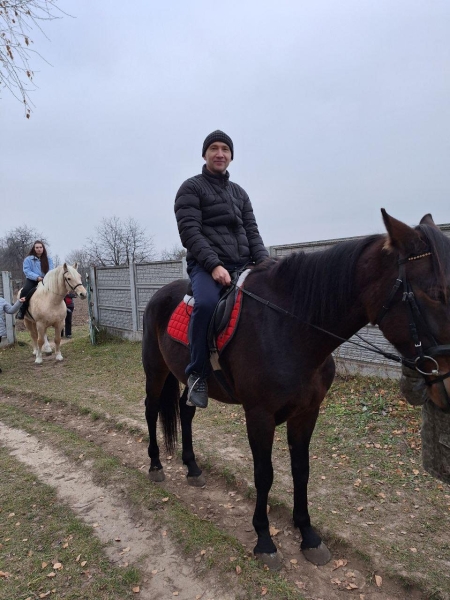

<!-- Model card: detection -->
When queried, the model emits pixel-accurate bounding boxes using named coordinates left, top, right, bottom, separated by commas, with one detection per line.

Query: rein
left=233, top=251, right=450, bottom=389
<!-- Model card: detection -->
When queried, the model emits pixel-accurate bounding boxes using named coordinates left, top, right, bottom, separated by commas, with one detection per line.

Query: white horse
left=19, top=263, right=87, bottom=364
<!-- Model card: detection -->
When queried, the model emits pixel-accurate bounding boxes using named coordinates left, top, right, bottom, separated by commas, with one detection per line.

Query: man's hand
left=211, top=265, right=231, bottom=286
left=37, top=277, right=43, bottom=282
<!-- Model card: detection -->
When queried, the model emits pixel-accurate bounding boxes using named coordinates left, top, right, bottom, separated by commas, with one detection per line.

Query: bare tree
left=65, top=247, right=90, bottom=282
left=160, top=243, right=186, bottom=261
left=0, top=224, right=47, bottom=281
left=0, top=0, right=63, bottom=117
left=84, top=216, right=155, bottom=267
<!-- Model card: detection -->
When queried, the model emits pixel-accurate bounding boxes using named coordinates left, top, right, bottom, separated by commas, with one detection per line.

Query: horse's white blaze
left=19, top=264, right=87, bottom=363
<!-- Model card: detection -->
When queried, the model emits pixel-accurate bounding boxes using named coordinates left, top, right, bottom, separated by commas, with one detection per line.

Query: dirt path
left=0, top=420, right=234, bottom=600
left=0, top=393, right=429, bottom=600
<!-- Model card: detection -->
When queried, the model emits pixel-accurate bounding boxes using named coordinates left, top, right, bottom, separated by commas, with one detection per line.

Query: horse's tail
left=159, top=371, right=180, bottom=455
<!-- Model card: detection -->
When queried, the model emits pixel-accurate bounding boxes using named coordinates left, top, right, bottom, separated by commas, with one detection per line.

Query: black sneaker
left=186, top=373, right=208, bottom=408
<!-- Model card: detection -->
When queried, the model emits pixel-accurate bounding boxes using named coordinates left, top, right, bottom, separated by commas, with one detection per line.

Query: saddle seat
left=167, top=269, right=250, bottom=354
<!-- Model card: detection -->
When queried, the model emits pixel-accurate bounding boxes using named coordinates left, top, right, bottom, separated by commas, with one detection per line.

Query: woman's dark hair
left=28, top=240, right=50, bottom=274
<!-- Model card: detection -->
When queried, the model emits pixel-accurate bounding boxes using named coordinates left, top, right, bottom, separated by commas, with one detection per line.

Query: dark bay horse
left=142, top=210, right=450, bottom=569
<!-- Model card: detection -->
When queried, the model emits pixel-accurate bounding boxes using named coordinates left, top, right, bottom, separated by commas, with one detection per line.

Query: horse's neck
left=41, top=270, right=66, bottom=301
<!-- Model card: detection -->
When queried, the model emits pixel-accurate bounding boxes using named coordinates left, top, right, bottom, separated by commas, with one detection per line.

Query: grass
left=0, top=446, right=140, bottom=600
left=1, top=326, right=450, bottom=598
left=0, top=403, right=305, bottom=600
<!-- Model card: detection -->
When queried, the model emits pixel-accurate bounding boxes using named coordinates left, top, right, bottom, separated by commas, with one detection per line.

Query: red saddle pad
left=167, top=289, right=243, bottom=353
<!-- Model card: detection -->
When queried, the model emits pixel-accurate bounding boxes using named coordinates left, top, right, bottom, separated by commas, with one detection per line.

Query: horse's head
left=377, top=210, right=450, bottom=412
left=63, top=263, right=87, bottom=300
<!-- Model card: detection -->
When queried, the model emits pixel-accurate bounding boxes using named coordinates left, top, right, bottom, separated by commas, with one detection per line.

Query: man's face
left=204, top=142, right=232, bottom=174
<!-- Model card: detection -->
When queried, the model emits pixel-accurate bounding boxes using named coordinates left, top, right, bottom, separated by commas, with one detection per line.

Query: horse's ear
left=381, top=209, right=422, bottom=253
left=73, top=262, right=78, bottom=270
left=419, top=213, right=438, bottom=228
left=63, top=262, right=67, bottom=270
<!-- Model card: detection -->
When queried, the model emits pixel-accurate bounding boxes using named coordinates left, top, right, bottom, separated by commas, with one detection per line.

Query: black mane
left=264, top=234, right=384, bottom=326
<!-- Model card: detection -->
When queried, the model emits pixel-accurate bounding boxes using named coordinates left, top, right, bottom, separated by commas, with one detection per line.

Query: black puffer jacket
left=175, top=166, right=268, bottom=273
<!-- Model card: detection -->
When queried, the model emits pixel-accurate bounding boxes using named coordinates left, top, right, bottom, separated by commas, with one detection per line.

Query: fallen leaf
left=121, top=547, right=131, bottom=554
left=261, top=586, right=268, bottom=596
left=92, top=523, right=99, bottom=528
left=375, top=574, right=382, bottom=587
left=47, top=572, right=56, bottom=578
left=132, top=586, right=140, bottom=593
left=290, top=559, right=298, bottom=564
left=357, top=506, right=364, bottom=512
left=410, top=547, right=417, bottom=553
left=173, top=593, right=179, bottom=597
left=236, top=565, right=242, bottom=574
left=62, top=543, right=69, bottom=549
left=39, top=593, right=51, bottom=599
left=162, top=497, right=169, bottom=503
left=0, top=571, right=11, bottom=578
left=80, top=561, right=87, bottom=567
left=295, top=580, right=306, bottom=589
left=332, top=559, right=348, bottom=570
left=200, top=550, right=206, bottom=556
left=75, top=555, right=81, bottom=562
left=41, top=562, right=48, bottom=569
left=269, top=525, right=280, bottom=536
left=53, top=563, right=62, bottom=570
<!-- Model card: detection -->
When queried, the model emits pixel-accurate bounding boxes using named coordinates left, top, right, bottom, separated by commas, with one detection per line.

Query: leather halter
left=375, top=252, right=450, bottom=402
left=63, top=269, right=84, bottom=294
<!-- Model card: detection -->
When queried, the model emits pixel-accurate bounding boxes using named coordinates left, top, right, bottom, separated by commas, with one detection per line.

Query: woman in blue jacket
left=16, top=240, right=54, bottom=319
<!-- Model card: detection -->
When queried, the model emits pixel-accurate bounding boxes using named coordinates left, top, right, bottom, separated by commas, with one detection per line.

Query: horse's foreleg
left=288, top=408, right=331, bottom=566
left=179, top=387, right=205, bottom=486
left=246, top=409, right=281, bottom=569
left=54, top=323, right=64, bottom=361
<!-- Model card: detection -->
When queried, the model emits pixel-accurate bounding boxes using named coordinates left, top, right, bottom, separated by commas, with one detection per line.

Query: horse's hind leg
left=42, top=334, right=53, bottom=355
left=26, top=321, right=39, bottom=356
left=179, top=388, right=205, bottom=486
left=144, top=364, right=175, bottom=482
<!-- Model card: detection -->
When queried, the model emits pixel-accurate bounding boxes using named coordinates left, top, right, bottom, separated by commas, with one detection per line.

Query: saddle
left=167, top=269, right=250, bottom=354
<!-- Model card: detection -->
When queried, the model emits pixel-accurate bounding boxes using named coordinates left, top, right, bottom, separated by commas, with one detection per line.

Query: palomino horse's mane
left=41, top=265, right=77, bottom=295
left=257, top=224, right=450, bottom=328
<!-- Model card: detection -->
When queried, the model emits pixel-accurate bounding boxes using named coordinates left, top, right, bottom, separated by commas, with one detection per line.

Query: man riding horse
left=175, top=130, right=269, bottom=407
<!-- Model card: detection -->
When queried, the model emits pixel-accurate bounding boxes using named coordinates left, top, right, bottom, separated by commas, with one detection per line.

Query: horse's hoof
left=34, top=359, right=43, bottom=365
left=187, top=473, right=206, bottom=487
left=55, top=355, right=63, bottom=361
left=255, top=551, right=283, bottom=571
left=302, top=542, right=331, bottom=566
left=148, top=469, right=165, bottom=483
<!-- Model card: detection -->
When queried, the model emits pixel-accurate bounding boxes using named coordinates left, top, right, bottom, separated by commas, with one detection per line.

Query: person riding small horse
left=17, top=240, right=54, bottom=320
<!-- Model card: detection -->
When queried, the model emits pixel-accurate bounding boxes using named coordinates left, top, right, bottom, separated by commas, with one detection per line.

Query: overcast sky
left=1, top=0, right=449, bottom=262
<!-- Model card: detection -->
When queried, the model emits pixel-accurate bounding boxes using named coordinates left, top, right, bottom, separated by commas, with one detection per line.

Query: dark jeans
left=186, top=263, right=224, bottom=378
left=18, top=278, right=38, bottom=316
left=63, top=309, right=73, bottom=336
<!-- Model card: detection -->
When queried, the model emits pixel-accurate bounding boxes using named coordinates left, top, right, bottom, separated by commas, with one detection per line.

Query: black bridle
left=63, top=269, right=84, bottom=294
left=375, top=252, right=450, bottom=389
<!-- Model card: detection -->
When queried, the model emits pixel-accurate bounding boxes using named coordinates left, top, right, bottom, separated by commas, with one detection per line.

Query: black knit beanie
left=202, top=130, right=234, bottom=159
